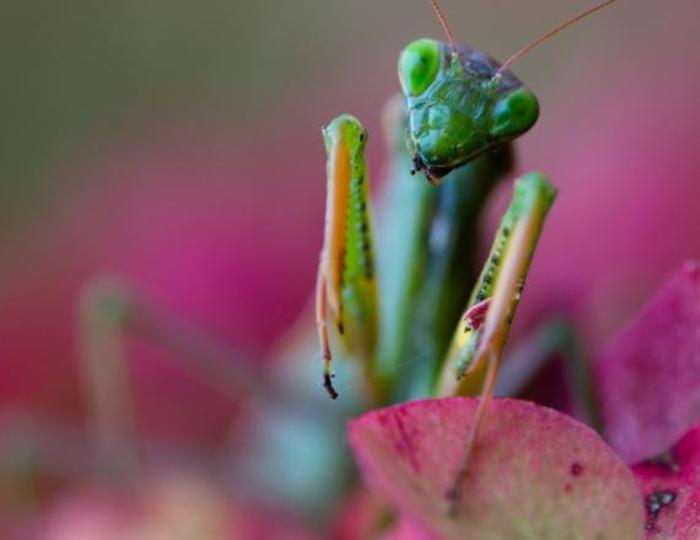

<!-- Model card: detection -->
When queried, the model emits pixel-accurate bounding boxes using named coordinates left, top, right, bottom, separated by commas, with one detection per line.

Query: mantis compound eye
left=398, top=38, right=441, bottom=97
left=490, top=87, right=540, bottom=140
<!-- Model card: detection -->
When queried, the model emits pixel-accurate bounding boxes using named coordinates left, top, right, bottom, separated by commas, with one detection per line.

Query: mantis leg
left=79, top=278, right=138, bottom=475
left=438, top=173, right=557, bottom=512
left=437, top=173, right=557, bottom=397
left=78, top=276, right=271, bottom=473
left=316, top=115, right=379, bottom=401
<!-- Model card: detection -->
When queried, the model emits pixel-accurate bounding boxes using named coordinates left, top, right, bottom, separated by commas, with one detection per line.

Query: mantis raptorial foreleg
left=437, top=174, right=556, bottom=396
left=316, top=115, right=379, bottom=401
left=438, top=173, right=556, bottom=511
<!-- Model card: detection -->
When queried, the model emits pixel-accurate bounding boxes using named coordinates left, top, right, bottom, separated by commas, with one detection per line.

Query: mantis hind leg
left=78, top=275, right=268, bottom=473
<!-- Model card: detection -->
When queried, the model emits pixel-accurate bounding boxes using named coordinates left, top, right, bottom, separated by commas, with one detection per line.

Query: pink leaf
left=350, top=397, right=643, bottom=539
left=632, top=424, right=700, bottom=539
left=382, top=516, right=437, bottom=540
left=596, top=262, right=700, bottom=463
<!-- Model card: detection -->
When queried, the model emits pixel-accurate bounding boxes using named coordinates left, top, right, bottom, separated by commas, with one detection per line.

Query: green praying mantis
left=316, top=0, right=619, bottom=508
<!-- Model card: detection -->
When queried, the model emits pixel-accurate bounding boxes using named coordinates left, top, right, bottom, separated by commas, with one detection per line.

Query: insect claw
left=323, top=372, right=339, bottom=400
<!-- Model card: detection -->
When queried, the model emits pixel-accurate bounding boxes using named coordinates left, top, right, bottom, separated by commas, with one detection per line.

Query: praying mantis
left=60, top=0, right=619, bottom=518
left=316, top=0, right=619, bottom=508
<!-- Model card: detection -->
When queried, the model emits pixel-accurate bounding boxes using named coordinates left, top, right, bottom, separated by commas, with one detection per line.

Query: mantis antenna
left=496, top=0, right=621, bottom=76
left=429, top=0, right=457, bottom=55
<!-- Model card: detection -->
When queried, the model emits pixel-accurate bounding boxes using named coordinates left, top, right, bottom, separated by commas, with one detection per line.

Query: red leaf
left=350, top=397, right=643, bottom=539
left=633, top=424, right=700, bottom=539
left=597, top=262, right=700, bottom=463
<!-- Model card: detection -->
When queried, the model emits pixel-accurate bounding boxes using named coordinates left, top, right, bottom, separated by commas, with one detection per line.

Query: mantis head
left=398, top=38, right=539, bottom=181
left=399, top=0, right=620, bottom=182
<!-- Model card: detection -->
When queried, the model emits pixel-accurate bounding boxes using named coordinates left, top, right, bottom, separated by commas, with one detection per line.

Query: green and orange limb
left=79, top=277, right=281, bottom=471
left=317, top=114, right=379, bottom=400
left=79, top=279, right=138, bottom=475
left=438, top=173, right=556, bottom=397
left=439, top=173, right=556, bottom=511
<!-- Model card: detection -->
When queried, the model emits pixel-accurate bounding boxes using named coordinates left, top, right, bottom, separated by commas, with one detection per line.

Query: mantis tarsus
left=316, top=0, right=619, bottom=511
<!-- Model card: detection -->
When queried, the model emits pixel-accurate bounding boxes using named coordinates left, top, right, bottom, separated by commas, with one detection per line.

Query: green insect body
left=317, top=37, right=552, bottom=403
left=377, top=108, right=514, bottom=400
left=398, top=38, right=539, bottom=181
left=372, top=100, right=439, bottom=394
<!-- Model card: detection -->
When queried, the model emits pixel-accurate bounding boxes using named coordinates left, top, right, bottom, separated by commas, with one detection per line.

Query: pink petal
left=515, top=37, right=700, bottom=354
left=382, top=516, right=437, bottom=540
left=632, top=424, right=700, bottom=539
left=350, top=397, right=643, bottom=539
left=34, top=477, right=317, bottom=540
left=596, top=262, right=700, bottom=463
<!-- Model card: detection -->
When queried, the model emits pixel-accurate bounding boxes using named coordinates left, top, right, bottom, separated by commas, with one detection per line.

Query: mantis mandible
left=316, top=0, right=619, bottom=509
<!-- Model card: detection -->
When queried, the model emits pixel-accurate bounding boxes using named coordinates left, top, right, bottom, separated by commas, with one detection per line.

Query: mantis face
left=398, top=39, right=539, bottom=181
